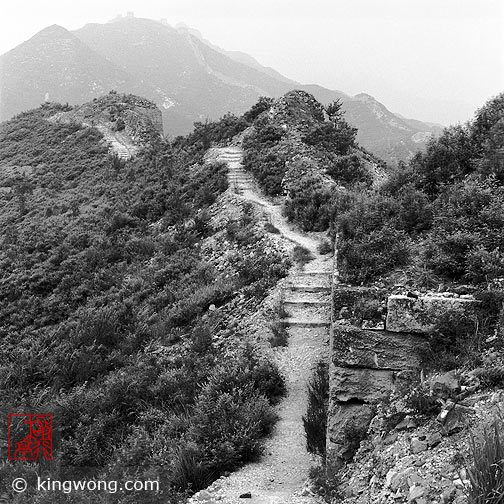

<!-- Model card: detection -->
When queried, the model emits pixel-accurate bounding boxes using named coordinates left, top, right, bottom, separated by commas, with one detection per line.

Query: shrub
left=421, top=309, right=480, bottom=371
left=293, top=245, right=314, bottom=267
left=283, top=159, right=333, bottom=231
left=338, top=225, right=410, bottom=284
left=326, top=153, right=372, bottom=186
left=303, top=123, right=357, bottom=155
left=268, top=320, right=289, bottom=348
left=254, top=124, right=285, bottom=145
left=403, top=383, right=442, bottom=417
left=243, top=97, right=274, bottom=124
left=189, top=384, right=276, bottom=471
left=465, top=418, right=504, bottom=504
left=317, top=240, right=333, bottom=255
left=424, top=178, right=504, bottom=282
left=303, top=360, right=329, bottom=456
left=243, top=149, right=287, bottom=196
left=170, top=444, right=210, bottom=492
left=473, top=367, right=504, bottom=389
left=308, top=464, right=343, bottom=503
left=410, top=124, right=475, bottom=197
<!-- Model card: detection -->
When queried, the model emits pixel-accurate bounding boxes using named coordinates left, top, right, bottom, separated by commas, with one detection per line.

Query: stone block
left=330, top=366, right=397, bottom=402
left=386, top=294, right=476, bottom=333
left=332, top=325, right=428, bottom=370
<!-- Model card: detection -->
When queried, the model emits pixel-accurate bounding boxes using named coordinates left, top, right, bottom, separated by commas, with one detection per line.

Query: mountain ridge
left=1, top=16, right=441, bottom=162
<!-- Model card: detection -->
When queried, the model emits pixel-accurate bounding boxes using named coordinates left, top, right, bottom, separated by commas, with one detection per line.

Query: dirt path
left=189, top=147, right=332, bottom=504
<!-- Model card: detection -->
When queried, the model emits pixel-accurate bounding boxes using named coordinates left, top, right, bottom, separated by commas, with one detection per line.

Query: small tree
left=326, top=99, right=344, bottom=126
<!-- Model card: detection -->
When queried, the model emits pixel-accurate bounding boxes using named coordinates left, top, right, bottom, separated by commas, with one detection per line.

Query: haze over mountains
left=0, top=15, right=443, bottom=162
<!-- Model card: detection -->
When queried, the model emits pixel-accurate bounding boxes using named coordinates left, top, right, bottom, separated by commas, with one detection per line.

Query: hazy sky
left=1, top=0, right=502, bottom=125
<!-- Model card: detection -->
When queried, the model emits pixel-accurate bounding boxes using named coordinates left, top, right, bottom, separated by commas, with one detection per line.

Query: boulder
left=386, top=294, right=476, bottom=333
left=429, top=370, right=460, bottom=398
left=438, top=402, right=474, bottom=434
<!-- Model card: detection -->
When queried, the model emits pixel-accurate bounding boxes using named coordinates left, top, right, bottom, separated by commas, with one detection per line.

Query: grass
left=302, top=360, right=329, bottom=456
left=268, top=295, right=289, bottom=347
left=308, top=465, right=343, bottom=503
left=465, top=417, right=504, bottom=503
left=293, top=245, right=315, bottom=267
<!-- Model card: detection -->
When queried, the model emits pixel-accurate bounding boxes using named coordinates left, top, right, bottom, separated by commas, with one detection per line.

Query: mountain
left=344, top=93, right=444, bottom=160
left=175, top=23, right=296, bottom=84
left=0, top=25, right=139, bottom=121
left=0, top=16, right=440, bottom=163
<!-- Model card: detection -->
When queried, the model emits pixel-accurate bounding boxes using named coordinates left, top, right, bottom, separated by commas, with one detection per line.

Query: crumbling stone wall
left=326, top=288, right=477, bottom=472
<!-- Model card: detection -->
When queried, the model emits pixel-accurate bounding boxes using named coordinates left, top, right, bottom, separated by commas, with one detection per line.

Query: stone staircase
left=281, top=271, right=332, bottom=329
left=219, top=149, right=255, bottom=192
left=96, top=125, right=136, bottom=160
left=193, top=146, right=333, bottom=504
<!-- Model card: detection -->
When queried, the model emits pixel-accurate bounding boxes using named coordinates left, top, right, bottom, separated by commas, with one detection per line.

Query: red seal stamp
left=7, top=414, right=53, bottom=461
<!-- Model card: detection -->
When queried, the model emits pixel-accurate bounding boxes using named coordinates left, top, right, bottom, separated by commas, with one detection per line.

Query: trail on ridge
left=190, top=147, right=332, bottom=504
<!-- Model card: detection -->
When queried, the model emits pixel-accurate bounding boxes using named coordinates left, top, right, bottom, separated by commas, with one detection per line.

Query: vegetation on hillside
left=331, top=93, right=504, bottom=287
left=242, top=91, right=384, bottom=231
left=0, top=101, right=288, bottom=503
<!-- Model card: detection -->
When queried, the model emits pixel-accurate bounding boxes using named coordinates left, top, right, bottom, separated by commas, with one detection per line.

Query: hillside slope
left=0, top=95, right=303, bottom=503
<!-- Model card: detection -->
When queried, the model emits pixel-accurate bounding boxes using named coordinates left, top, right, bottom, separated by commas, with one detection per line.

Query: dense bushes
left=0, top=104, right=287, bottom=502
left=425, top=178, right=504, bottom=282
left=283, top=159, right=333, bottom=231
left=326, top=153, right=373, bottom=186
left=177, top=113, right=248, bottom=152
left=243, top=148, right=287, bottom=196
left=302, top=122, right=357, bottom=154
left=333, top=190, right=411, bottom=283
left=331, top=92, right=504, bottom=285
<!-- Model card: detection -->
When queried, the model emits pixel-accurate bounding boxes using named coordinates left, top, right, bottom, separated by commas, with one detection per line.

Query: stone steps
left=281, top=318, right=331, bottom=328
left=287, top=285, right=332, bottom=293
left=287, top=275, right=331, bottom=289
left=284, top=290, right=331, bottom=303
left=284, top=302, right=330, bottom=320
left=284, top=299, right=331, bottom=307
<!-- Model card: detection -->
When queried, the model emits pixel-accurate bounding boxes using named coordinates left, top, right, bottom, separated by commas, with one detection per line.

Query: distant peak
left=354, top=93, right=376, bottom=102
left=38, top=24, right=71, bottom=35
